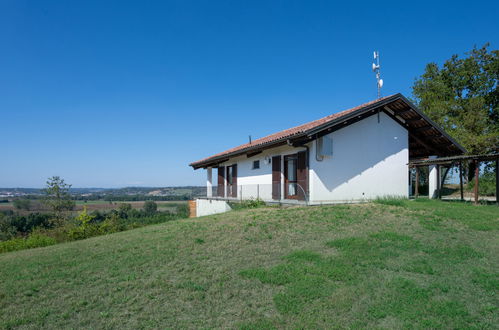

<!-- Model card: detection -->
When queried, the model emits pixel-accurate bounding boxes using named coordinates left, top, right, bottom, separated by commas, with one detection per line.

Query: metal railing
left=203, top=183, right=309, bottom=204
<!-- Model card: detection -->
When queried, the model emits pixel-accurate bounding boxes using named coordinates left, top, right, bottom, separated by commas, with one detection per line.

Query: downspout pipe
left=315, top=134, right=324, bottom=162
left=287, top=139, right=310, bottom=167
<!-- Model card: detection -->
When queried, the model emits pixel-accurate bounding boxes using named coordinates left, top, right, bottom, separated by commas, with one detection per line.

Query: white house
left=190, top=94, right=465, bottom=205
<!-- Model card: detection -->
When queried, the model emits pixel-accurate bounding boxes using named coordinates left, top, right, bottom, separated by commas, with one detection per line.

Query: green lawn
left=0, top=199, right=497, bottom=329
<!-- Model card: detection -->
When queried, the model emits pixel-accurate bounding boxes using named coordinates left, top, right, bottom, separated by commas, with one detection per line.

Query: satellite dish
left=372, top=63, right=376, bottom=71
left=378, top=79, right=384, bottom=88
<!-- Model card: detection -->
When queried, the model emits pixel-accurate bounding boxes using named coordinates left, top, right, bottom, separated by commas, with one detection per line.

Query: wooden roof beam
left=413, top=126, right=433, bottom=133
left=406, top=117, right=424, bottom=124
left=395, top=108, right=413, bottom=116
left=410, top=133, right=441, bottom=155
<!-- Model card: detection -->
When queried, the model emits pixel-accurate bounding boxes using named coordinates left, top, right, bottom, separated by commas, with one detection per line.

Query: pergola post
left=459, top=161, right=464, bottom=201
left=415, top=166, right=419, bottom=198
left=474, top=160, right=479, bottom=205
left=428, top=156, right=439, bottom=199
left=496, top=157, right=498, bottom=206
left=206, top=167, right=213, bottom=198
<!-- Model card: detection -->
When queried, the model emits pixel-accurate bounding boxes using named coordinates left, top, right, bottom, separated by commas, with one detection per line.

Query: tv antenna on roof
left=372, top=51, right=383, bottom=99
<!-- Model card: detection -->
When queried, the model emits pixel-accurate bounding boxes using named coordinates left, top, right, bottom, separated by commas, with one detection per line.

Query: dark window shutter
left=272, top=156, right=281, bottom=200
left=232, top=164, right=237, bottom=198
left=296, top=151, right=308, bottom=201
left=218, top=166, right=225, bottom=197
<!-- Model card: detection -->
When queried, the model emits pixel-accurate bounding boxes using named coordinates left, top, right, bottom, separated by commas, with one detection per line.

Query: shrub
left=67, top=207, right=103, bottom=240
left=467, top=171, right=497, bottom=196
left=0, top=220, right=17, bottom=241
left=3, top=213, right=53, bottom=235
left=143, top=201, right=158, bottom=215
left=13, top=199, right=31, bottom=211
left=0, top=233, right=57, bottom=253
left=229, top=199, right=267, bottom=210
left=176, top=203, right=189, bottom=218
left=118, top=203, right=132, bottom=218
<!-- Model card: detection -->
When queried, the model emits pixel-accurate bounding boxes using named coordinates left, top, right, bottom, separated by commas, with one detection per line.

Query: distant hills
left=0, top=186, right=205, bottom=200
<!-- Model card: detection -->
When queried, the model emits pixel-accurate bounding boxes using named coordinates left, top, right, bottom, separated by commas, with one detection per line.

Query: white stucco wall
left=195, top=199, right=231, bottom=217
left=309, top=112, right=408, bottom=203
left=207, top=112, right=408, bottom=203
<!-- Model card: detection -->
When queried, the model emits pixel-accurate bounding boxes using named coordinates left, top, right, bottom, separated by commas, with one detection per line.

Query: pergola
left=409, top=153, right=499, bottom=205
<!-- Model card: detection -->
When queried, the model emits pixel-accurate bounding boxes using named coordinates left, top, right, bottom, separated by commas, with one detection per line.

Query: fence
left=203, top=183, right=308, bottom=204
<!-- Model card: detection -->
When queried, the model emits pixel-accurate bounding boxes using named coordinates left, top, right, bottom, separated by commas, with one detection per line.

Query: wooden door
left=231, top=164, right=237, bottom=198
left=217, top=166, right=225, bottom=197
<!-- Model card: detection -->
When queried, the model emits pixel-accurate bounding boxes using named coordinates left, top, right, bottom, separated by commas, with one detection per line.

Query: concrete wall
left=195, top=199, right=231, bottom=217
left=206, top=112, right=409, bottom=203
left=309, top=112, right=408, bottom=203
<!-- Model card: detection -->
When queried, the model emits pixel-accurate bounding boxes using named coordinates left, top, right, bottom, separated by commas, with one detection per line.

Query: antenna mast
left=372, top=51, right=383, bottom=99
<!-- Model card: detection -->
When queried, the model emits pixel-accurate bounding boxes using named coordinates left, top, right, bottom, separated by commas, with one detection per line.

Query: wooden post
left=474, top=160, right=479, bottom=205
left=459, top=161, right=464, bottom=201
left=415, top=166, right=419, bottom=198
left=496, top=158, right=498, bottom=206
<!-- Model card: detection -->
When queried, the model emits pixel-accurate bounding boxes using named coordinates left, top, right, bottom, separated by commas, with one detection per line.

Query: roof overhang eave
left=189, top=133, right=307, bottom=169
left=397, top=94, right=467, bottom=154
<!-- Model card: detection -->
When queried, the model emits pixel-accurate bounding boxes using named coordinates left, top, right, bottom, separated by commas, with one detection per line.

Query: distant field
left=0, top=200, right=187, bottom=213
left=0, top=199, right=497, bottom=328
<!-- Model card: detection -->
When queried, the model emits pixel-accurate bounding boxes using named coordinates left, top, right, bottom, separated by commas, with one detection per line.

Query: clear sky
left=1, top=0, right=498, bottom=188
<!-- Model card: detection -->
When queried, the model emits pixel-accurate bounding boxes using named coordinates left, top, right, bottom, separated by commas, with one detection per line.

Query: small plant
left=229, top=199, right=266, bottom=210
left=373, top=196, right=408, bottom=207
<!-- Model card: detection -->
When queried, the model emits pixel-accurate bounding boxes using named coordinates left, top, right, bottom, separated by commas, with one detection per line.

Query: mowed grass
left=0, top=199, right=497, bottom=329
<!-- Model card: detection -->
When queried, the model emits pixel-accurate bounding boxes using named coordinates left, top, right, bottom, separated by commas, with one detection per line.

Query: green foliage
left=229, top=199, right=266, bottom=210
left=67, top=207, right=101, bottom=240
left=467, top=169, right=497, bottom=196
left=0, top=233, right=57, bottom=253
left=13, top=199, right=31, bottom=211
left=143, top=200, right=158, bottom=215
left=175, top=203, right=189, bottom=218
left=118, top=203, right=132, bottom=217
left=0, top=213, right=52, bottom=239
left=412, top=43, right=499, bottom=154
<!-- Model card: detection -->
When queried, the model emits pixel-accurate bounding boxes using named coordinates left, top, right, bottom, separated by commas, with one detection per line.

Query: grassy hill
left=0, top=199, right=497, bottom=329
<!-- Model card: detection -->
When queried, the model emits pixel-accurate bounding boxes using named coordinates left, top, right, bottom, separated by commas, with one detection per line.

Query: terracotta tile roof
left=190, top=95, right=396, bottom=168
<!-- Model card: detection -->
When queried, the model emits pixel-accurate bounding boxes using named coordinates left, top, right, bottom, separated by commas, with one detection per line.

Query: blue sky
left=1, top=0, right=498, bottom=187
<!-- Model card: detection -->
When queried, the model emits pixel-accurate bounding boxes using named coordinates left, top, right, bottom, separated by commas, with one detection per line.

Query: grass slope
left=0, top=199, right=498, bottom=329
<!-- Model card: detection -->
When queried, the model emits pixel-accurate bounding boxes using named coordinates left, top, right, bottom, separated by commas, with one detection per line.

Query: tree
left=143, top=201, right=157, bottom=215
left=412, top=43, right=499, bottom=155
left=43, top=176, right=75, bottom=218
left=118, top=203, right=132, bottom=218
